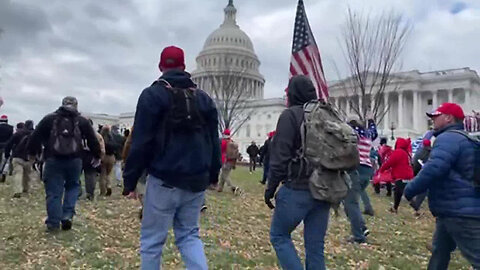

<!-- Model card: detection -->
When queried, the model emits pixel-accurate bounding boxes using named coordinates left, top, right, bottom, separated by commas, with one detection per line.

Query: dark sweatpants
left=393, top=181, right=407, bottom=210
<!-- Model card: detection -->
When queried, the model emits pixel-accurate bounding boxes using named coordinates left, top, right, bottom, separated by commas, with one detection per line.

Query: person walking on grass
left=100, top=126, right=115, bottom=196
left=122, top=46, right=221, bottom=270
left=265, top=75, right=331, bottom=270
left=27, top=97, right=101, bottom=232
left=111, top=125, right=125, bottom=187
left=259, top=131, right=275, bottom=185
left=217, top=128, right=240, bottom=194
left=4, top=120, right=34, bottom=198
left=82, top=119, right=105, bottom=201
left=404, top=103, right=480, bottom=269
left=246, top=141, right=259, bottom=173
left=377, top=137, right=414, bottom=214
left=0, top=115, right=14, bottom=183
left=348, top=115, right=377, bottom=217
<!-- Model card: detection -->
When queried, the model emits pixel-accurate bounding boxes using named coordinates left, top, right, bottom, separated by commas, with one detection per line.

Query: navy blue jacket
left=123, top=70, right=221, bottom=193
left=404, top=123, right=480, bottom=218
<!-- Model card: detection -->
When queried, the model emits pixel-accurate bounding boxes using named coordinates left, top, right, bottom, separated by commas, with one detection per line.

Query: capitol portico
left=328, top=68, right=480, bottom=138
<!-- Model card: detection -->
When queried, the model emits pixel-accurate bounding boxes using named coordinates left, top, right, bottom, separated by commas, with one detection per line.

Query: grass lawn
left=0, top=166, right=471, bottom=269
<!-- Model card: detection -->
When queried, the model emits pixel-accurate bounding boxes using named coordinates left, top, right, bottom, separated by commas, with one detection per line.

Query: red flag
left=288, top=0, right=329, bottom=100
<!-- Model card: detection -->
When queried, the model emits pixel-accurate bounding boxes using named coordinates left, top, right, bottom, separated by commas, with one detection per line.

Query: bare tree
left=204, top=63, right=256, bottom=135
left=335, top=8, right=411, bottom=124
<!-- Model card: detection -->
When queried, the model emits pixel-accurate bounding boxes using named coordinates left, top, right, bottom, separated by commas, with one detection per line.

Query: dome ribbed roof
left=202, top=0, right=255, bottom=52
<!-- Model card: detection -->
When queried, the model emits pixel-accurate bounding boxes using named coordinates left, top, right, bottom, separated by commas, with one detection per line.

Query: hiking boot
left=12, top=193, right=21, bottom=198
left=106, top=188, right=112, bottom=196
left=260, top=180, right=266, bottom=185
left=61, top=219, right=73, bottom=231
left=363, top=210, right=375, bottom=216
left=389, top=207, right=398, bottom=214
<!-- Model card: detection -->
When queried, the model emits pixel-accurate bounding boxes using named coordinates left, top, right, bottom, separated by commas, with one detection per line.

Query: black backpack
left=158, top=79, right=205, bottom=132
left=49, top=115, right=82, bottom=157
left=448, top=130, right=480, bottom=188
left=13, top=133, right=31, bottom=160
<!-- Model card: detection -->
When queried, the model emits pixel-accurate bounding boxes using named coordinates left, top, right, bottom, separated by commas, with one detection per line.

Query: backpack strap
left=447, top=130, right=480, bottom=144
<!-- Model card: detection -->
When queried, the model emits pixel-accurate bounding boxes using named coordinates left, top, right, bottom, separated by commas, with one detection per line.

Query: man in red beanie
left=123, top=46, right=221, bottom=270
left=217, top=128, right=240, bottom=193
left=405, top=103, right=480, bottom=269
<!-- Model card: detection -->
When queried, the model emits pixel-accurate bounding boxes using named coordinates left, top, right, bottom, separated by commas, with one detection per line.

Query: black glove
left=264, top=188, right=276, bottom=209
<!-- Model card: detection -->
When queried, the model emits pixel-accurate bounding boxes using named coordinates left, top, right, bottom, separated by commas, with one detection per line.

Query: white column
left=432, top=91, right=438, bottom=109
left=398, top=91, right=404, bottom=129
left=346, top=97, right=351, bottom=115
left=413, top=90, right=419, bottom=131
left=448, top=89, right=454, bottom=103
left=383, top=93, right=389, bottom=131
left=465, top=88, right=471, bottom=111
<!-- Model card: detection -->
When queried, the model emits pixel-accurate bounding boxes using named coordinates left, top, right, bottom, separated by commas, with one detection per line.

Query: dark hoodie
left=122, top=70, right=222, bottom=193
left=27, top=107, right=101, bottom=160
left=4, top=120, right=34, bottom=160
left=0, top=122, right=13, bottom=149
left=268, top=75, right=317, bottom=191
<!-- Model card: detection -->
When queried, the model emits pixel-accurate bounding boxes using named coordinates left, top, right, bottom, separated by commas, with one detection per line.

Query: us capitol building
left=85, top=1, right=480, bottom=153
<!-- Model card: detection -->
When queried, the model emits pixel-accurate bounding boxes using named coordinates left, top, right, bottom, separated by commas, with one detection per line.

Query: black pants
left=249, top=157, right=256, bottom=172
left=410, top=192, right=427, bottom=211
left=374, top=182, right=392, bottom=195
left=394, top=181, right=407, bottom=210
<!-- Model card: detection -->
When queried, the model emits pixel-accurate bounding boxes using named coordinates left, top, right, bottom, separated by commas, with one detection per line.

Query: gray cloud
left=1, top=0, right=480, bottom=125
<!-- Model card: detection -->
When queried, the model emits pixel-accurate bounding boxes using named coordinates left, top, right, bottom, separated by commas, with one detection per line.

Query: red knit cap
left=223, top=129, right=231, bottom=136
left=159, top=46, right=185, bottom=70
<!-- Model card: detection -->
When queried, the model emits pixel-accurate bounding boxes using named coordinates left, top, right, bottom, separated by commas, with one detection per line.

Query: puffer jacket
left=404, top=123, right=480, bottom=218
left=378, top=138, right=414, bottom=181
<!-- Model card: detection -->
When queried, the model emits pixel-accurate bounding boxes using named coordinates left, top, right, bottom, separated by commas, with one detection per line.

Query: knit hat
left=0, top=115, right=8, bottom=123
left=62, top=96, right=78, bottom=110
left=422, top=139, right=431, bottom=147
left=223, top=129, right=231, bottom=136
left=159, top=46, right=185, bottom=70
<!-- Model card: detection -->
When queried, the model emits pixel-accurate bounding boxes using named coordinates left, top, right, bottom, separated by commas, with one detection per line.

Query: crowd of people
left=0, top=45, right=479, bottom=270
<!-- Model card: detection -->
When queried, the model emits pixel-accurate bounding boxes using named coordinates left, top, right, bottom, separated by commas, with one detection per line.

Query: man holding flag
left=266, top=1, right=331, bottom=269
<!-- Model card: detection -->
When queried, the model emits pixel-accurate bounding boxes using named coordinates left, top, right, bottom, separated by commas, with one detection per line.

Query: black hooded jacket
left=4, top=121, right=34, bottom=160
left=267, top=75, right=317, bottom=191
left=27, top=107, right=101, bottom=160
left=0, top=123, right=14, bottom=149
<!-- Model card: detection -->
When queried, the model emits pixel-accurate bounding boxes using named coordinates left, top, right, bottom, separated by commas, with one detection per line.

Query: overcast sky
left=1, top=0, right=479, bottom=124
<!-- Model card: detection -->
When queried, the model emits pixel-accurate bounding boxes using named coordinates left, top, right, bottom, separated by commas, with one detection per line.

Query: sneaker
left=363, top=228, right=370, bottom=237
left=346, top=236, right=366, bottom=244
left=12, top=193, right=21, bottom=198
left=363, top=210, right=375, bottom=216
left=116, top=183, right=122, bottom=187
left=61, top=219, right=73, bottom=231
left=389, top=207, right=398, bottom=214
left=259, top=180, right=266, bottom=185
left=106, top=188, right=112, bottom=196
left=201, top=205, right=208, bottom=213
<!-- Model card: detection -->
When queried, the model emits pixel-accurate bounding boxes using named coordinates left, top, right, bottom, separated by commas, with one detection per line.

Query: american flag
left=289, top=0, right=329, bottom=100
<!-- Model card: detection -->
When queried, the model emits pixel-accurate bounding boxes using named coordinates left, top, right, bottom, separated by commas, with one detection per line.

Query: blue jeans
left=428, top=217, right=480, bottom=269
left=344, top=170, right=367, bottom=242
left=270, top=186, right=330, bottom=270
left=140, top=175, right=207, bottom=270
left=358, top=165, right=374, bottom=214
left=43, top=158, right=82, bottom=228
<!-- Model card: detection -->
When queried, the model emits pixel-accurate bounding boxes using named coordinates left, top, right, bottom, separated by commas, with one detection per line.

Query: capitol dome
left=191, top=0, right=265, bottom=100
